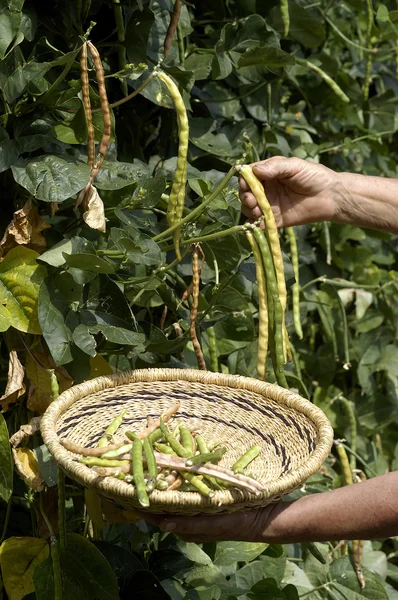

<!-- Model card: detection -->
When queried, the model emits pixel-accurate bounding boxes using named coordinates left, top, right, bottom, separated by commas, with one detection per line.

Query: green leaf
left=121, top=569, right=169, bottom=599
left=64, top=254, right=115, bottom=274
left=38, top=237, right=95, bottom=268
left=33, top=444, right=58, bottom=488
left=238, top=46, right=295, bottom=69
left=330, top=556, right=389, bottom=599
left=213, top=542, right=268, bottom=566
left=270, top=2, right=325, bottom=48
left=0, top=4, right=22, bottom=58
left=0, top=125, right=19, bottom=172
left=72, top=324, right=97, bottom=357
left=80, top=310, right=146, bottom=347
left=0, top=246, right=46, bottom=334
left=174, top=540, right=213, bottom=566
left=94, top=159, right=149, bottom=190
left=149, top=549, right=193, bottom=581
left=1, top=60, right=51, bottom=104
left=0, top=413, right=13, bottom=502
left=33, top=533, right=119, bottom=600
left=12, top=155, right=90, bottom=202
left=38, top=278, right=73, bottom=366
left=92, top=541, right=144, bottom=590
left=0, top=304, right=11, bottom=332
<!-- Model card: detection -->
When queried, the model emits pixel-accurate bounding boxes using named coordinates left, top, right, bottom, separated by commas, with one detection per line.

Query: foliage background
left=0, top=0, right=397, bottom=598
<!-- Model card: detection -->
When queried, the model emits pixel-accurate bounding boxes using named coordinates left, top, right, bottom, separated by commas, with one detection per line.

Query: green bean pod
left=160, top=416, right=189, bottom=458
left=280, top=0, right=290, bottom=37
left=81, top=457, right=130, bottom=468
left=207, top=326, right=219, bottom=372
left=102, top=443, right=132, bottom=458
left=157, top=71, right=189, bottom=260
left=148, top=428, right=163, bottom=444
left=182, top=471, right=215, bottom=498
left=231, top=445, right=261, bottom=474
left=286, top=227, right=303, bottom=339
left=186, top=448, right=226, bottom=467
left=155, top=442, right=177, bottom=455
left=179, top=426, right=194, bottom=455
left=98, top=409, right=127, bottom=447
left=295, top=57, right=350, bottom=103
left=195, top=434, right=209, bottom=455
left=143, top=437, right=158, bottom=479
left=335, top=442, right=353, bottom=486
left=253, top=227, right=288, bottom=388
left=335, top=396, right=357, bottom=472
left=131, top=438, right=150, bottom=508
left=246, top=230, right=269, bottom=380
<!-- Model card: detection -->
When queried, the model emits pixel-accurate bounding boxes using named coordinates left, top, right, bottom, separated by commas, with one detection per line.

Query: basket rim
left=41, top=368, right=334, bottom=511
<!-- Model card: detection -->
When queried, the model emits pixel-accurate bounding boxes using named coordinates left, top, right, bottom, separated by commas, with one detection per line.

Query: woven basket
left=40, top=368, right=333, bottom=515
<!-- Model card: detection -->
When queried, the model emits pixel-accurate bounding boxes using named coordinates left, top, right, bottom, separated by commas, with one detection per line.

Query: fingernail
left=162, top=521, right=176, bottom=532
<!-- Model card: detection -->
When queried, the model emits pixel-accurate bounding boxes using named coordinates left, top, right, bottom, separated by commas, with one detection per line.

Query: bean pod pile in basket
left=62, top=402, right=265, bottom=508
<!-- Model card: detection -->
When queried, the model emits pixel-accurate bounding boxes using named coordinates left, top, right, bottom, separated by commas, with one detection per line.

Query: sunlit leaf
left=0, top=537, right=49, bottom=600
left=0, top=246, right=46, bottom=334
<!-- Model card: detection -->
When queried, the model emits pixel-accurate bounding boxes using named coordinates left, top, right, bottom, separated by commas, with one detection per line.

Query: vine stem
left=58, top=469, right=67, bottom=552
left=36, top=49, right=80, bottom=106
left=0, top=497, right=12, bottom=544
left=153, top=167, right=236, bottom=242
left=39, top=493, right=63, bottom=600
left=322, top=11, right=376, bottom=53
left=318, top=130, right=396, bottom=155
left=113, top=0, right=128, bottom=96
left=300, top=276, right=379, bottom=292
left=93, top=73, right=155, bottom=111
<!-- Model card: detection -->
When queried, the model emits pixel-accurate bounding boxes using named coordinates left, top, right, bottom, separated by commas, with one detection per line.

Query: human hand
left=135, top=504, right=280, bottom=543
left=239, top=156, right=343, bottom=227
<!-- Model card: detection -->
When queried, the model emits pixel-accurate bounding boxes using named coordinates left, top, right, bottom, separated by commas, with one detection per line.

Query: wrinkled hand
left=135, top=505, right=280, bottom=543
left=239, top=156, right=342, bottom=227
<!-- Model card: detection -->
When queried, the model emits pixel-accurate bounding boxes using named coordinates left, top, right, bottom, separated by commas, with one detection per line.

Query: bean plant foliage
left=0, top=0, right=397, bottom=598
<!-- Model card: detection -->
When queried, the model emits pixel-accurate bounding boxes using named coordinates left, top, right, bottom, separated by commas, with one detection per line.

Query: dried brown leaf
left=0, top=199, right=50, bottom=258
left=26, top=352, right=73, bottom=414
left=0, top=350, right=26, bottom=410
left=10, top=416, right=42, bottom=447
left=82, top=186, right=106, bottom=233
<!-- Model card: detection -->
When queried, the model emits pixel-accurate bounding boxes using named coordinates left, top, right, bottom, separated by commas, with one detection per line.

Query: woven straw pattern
left=41, top=369, right=334, bottom=515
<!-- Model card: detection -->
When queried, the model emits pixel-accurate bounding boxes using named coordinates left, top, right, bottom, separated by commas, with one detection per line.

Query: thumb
left=252, top=156, right=305, bottom=181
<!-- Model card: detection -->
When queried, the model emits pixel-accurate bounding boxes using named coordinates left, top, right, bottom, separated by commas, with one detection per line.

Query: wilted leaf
left=0, top=246, right=46, bottom=334
left=0, top=198, right=50, bottom=257
left=12, top=447, right=44, bottom=492
left=26, top=351, right=73, bottom=413
left=10, top=415, right=42, bottom=447
left=355, top=290, right=373, bottom=321
left=0, top=350, right=25, bottom=410
left=84, top=489, right=107, bottom=529
left=81, top=186, right=106, bottom=233
left=0, top=537, right=49, bottom=600
left=0, top=412, right=13, bottom=502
